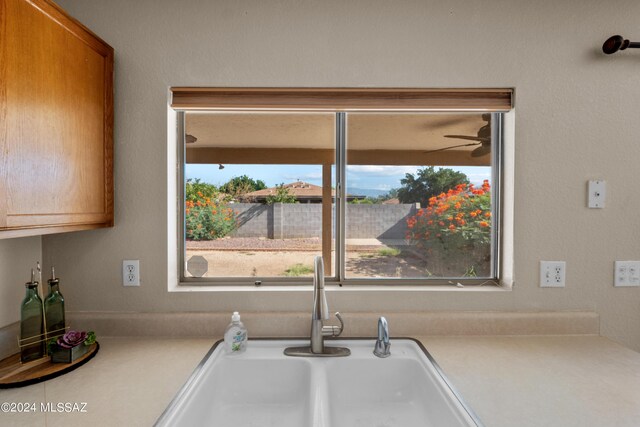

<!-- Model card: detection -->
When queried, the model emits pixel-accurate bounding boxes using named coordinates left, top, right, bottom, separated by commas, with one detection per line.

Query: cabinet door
left=0, top=0, right=114, bottom=238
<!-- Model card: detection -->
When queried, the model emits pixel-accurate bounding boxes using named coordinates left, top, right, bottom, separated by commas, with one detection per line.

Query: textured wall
left=45, top=0, right=640, bottom=351
left=0, top=238, right=42, bottom=328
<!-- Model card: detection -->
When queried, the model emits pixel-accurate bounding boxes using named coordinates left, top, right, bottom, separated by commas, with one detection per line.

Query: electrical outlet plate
left=614, top=261, right=640, bottom=287
left=540, top=261, right=566, bottom=287
left=123, top=260, right=140, bottom=286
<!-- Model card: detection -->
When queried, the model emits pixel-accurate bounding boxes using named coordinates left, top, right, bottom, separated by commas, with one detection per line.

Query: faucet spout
left=284, top=256, right=350, bottom=357
left=374, top=316, right=391, bottom=358
left=312, top=256, right=329, bottom=321
left=311, top=256, right=328, bottom=353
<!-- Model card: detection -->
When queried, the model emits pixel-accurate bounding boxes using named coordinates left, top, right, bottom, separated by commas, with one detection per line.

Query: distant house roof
left=244, top=181, right=363, bottom=203
left=382, top=198, right=400, bottom=205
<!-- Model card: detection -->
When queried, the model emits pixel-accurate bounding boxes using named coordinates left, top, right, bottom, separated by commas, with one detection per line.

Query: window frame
left=172, top=88, right=512, bottom=288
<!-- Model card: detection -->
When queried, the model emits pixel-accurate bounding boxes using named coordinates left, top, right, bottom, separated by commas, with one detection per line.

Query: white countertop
left=423, top=335, right=640, bottom=427
left=1, top=335, right=639, bottom=426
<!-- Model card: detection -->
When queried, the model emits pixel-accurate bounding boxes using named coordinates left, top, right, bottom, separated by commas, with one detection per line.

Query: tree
left=397, top=167, right=469, bottom=207
left=265, top=184, right=297, bottom=204
left=385, top=188, right=399, bottom=199
left=220, top=175, right=266, bottom=200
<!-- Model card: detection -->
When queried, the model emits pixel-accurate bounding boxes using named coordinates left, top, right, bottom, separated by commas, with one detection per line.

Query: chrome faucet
left=373, top=316, right=391, bottom=358
left=310, top=256, right=344, bottom=353
left=284, top=256, right=350, bottom=357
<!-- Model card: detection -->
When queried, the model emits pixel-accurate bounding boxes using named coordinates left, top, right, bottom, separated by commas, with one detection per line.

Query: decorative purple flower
left=57, top=330, right=87, bottom=349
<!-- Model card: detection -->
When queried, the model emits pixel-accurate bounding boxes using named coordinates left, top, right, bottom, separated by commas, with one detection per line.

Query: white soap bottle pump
left=224, top=311, right=247, bottom=354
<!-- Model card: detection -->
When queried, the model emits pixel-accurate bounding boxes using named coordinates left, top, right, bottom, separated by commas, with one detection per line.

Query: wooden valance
left=171, top=88, right=513, bottom=111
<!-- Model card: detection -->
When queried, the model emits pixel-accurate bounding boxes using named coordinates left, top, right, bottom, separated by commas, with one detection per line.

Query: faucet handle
left=322, top=312, right=345, bottom=337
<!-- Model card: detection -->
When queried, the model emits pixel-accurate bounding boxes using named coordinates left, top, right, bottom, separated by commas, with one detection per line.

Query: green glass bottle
left=44, top=267, right=65, bottom=340
left=20, top=270, right=44, bottom=363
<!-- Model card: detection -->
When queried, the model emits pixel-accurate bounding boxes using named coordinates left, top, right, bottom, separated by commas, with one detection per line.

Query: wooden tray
left=0, top=342, right=99, bottom=388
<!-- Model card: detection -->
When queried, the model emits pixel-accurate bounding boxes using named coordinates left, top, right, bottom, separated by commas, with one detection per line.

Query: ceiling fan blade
left=444, top=135, right=486, bottom=142
left=424, top=141, right=480, bottom=154
left=471, top=144, right=491, bottom=157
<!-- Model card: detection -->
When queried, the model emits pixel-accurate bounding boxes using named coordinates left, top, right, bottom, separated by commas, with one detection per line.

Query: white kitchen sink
left=155, top=339, right=482, bottom=427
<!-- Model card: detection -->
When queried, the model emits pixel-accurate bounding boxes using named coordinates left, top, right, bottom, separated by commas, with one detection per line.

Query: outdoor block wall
left=232, top=203, right=271, bottom=237
left=231, top=203, right=418, bottom=239
left=278, top=203, right=325, bottom=238
left=346, top=204, right=419, bottom=239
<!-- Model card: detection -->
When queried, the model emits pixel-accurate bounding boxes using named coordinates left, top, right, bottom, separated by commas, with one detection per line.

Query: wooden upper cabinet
left=0, top=0, right=114, bottom=238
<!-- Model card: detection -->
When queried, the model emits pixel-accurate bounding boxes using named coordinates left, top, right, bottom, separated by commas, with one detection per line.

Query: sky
left=186, top=164, right=491, bottom=194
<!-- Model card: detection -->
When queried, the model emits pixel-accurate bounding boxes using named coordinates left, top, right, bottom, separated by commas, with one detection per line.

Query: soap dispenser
left=44, top=267, right=65, bottom=340
left=20, top=269, right=44, bottom=363
left=224, top=311, right=247, bottom=354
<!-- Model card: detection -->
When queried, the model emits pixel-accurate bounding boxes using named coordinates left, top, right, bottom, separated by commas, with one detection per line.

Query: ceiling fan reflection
left=425, top=114, right=491, bottom=158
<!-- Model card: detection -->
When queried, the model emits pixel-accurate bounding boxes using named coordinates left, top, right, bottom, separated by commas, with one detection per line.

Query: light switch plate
left=614, top=261, right=640, bottom=287
left=540, top=261, right=566, bottom=287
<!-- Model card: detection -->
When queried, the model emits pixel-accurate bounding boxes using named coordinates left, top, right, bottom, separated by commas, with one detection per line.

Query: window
left=182, top=112, right=336, bottom=280
left=344, top=113, right=496, bottom=280
left=173, top=88, right=511, bottom=286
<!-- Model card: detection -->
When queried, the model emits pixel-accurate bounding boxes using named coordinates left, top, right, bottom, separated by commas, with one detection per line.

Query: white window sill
left=170, top=282, right=512, bottom=293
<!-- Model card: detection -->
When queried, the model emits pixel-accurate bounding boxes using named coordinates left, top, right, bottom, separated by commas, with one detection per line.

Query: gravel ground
left=185, top=238, right=489, bottom=278
left=186, top=250, right=324, bottom=277
left=185, top=249, right=432, bottom=278
left=186, top=237, right=395, bottom=251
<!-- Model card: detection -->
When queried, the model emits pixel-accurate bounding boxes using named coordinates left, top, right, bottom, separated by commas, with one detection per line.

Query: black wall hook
left=603, top=35, right=640, bottom=54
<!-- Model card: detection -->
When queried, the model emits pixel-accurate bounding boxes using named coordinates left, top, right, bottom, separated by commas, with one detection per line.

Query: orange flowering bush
left=406, top=180, right=492, bottom=271
left=185, top=191, right=237, bottom=240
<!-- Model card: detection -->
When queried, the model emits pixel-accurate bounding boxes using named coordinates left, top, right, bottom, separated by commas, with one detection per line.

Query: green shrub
left=185, top=182, right=237, bottom=240
left=186, top=178, right=219, bottom=202
left=405, top=181, right=492, bottom=274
